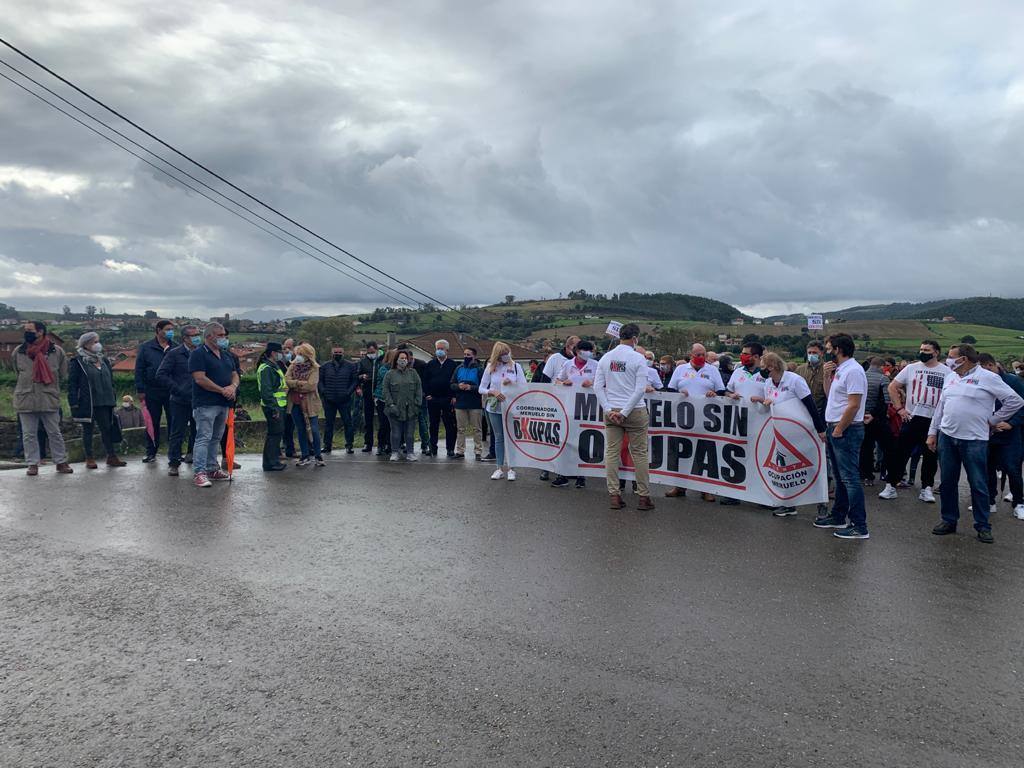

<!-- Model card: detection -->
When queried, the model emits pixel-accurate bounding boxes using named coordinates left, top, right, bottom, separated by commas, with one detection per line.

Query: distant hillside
left=553, top=291, right=747, bottom=322
left=767, top=297, right=1024, bottom=331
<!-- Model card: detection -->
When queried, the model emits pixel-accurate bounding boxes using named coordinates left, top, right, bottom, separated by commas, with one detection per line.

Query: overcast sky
left=1, top=1, right=1023, bottom=319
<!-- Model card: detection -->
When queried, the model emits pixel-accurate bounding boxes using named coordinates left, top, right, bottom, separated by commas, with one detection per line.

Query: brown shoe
left=665, top=487, right=686, bottom=498
left=26, top=465, right=39, bottom=476
left=609, top=494, right=626, bottom=510
left=702, top=492, right=716, bottom=502
left=56, top=463, right=74, bottom=474
left=85, top=459, right=98, bottom=469
left=637, top=496, right=656, bottom=511
left=106, top=455, right=127, bottom=467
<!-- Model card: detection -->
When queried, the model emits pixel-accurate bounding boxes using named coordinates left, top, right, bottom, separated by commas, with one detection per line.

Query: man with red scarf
left=12, top=320, right=72, bottom=476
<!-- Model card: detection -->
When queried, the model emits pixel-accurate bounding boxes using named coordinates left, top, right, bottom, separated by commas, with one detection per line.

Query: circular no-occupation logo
left=754, top=416, right=823, bottom=501
left=504, top=389, right=570, bottom=463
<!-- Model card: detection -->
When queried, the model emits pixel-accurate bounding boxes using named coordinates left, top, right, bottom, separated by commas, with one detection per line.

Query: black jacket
left=357, top=354, right=385, bottom=395
left=156, top=344, right=194, bottom=405
left=421, top=357, right=459, bottom=399
left=134, top=338, right=176, bottom=399
left=319, top=358, right=359, bottom=402
left=68, top=356, right=115, bottom=421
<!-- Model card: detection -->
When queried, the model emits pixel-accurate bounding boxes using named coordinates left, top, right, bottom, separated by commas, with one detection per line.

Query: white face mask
left=580, top=351, right=593, bottom=361
left=500, top=354, right=511, bottom=364
left=90, top=343, right=102, bottom=353
left=294, top=354, right=306, bottom=364
left=646, top=358, right=654, bottom=367
left=121, top=401, right=132, bottom=409
left=367, top=352, right=377, bottom=359
left=945, top=358, right=957, bottom=369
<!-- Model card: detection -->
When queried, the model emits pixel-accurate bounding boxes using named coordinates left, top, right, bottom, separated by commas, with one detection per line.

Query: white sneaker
left=968, top=504, right=998, bottom=514
left=507, top=470, right=517, bottom=481
left=490, top=469, right=505, bottom=480
left=919, top=487, right=936, bottom=503
left=878, top=484, right=898, bottom=500
left=1014, top=504, right=1024, bottom=520
left=1004, top=491, right=1014, bottom=503
left=406, top=453, right=418, bottom=462
left=390, top=453, right=399, bottom=462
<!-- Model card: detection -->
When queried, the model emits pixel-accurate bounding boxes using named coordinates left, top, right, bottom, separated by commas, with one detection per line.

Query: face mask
left=397, top=358, right=408, bottom=369
left=918, top=351, right=934, bottom=363
left=284, top=351, right=294, bottom=362
left=463, top=356, right=474, bottom=366
left=945, top=358, right=957, bottom=369
left=90, top=343, right=103, bottom=353
left=216, top=337, right=230, bottom=350
left=826, top=351, right=838, bottom=363
left=190, top=335, right=202, bottom=347
left=24, top=331, right=37, bottom=344
left=807, top=353, right=820, bottom=365
left=580, top=351, right=593, bottom=361
left=333, top=354, right=344, bottom=362
left=164, top=330, right=174, bottom=341
left=121, top=402, right=132, bottom=409
left=500, top=354, right=511, bottom=364
left=273, top=353, right=283, bottom=362
left=436, top=349, right=447, bottom=358
left=646, top=358, right=655, bottom=367
left=366, top=351, right=376, bottom=359
left=294, top=354, right=306, bottom=364
left=660, top=364, right=670, bottom=372
left=952, top=357, right=967, bottom=372
left=740, top=353, right=754, bottom=367
left=691, top=355, right=706, bottom=368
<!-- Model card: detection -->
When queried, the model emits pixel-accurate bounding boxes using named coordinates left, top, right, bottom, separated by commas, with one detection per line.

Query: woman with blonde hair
left=285, top=342, right=325, bottom=467
left=478, top=342, right=527, bottom=481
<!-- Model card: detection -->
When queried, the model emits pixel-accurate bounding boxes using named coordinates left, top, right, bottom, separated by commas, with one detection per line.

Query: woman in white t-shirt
left=751, top=353, right=828, bottom=517
left=479, top=341, right=528, bottom=481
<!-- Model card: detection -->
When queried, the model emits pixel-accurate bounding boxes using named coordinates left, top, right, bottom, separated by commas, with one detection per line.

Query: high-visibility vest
left=257, top=362, right=288, bottom=408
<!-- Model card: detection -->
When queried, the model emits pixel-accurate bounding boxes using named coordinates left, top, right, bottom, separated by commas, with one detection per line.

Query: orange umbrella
left=225, top=408, right=236, bottom=480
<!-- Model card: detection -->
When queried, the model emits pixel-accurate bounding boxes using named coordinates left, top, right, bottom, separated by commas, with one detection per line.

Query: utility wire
left=0, top=69, right=423, bottom=311
left=0, top=57, right=430, bottom=312
left=0, top=36, right=481, bottom=323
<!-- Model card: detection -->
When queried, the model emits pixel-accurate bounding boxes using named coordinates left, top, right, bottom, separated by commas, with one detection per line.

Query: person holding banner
left=665, top=343, right=723, bottom=501
left=551, top=340, right=598, bottom=489
left=814, top=334, right=870, bottom=539
left=479, top=342, right=528, bottom=481
left=594, top=324, right=654, bottom=511
left=753, top=353, right=827, bottom=517
left=536, top=336, right=579, bottom=481
left=726, top=343, right=767, bottom=401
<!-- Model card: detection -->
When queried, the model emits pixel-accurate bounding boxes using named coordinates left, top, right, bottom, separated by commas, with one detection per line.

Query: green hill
left=767, top=297, right=1024, bottom=331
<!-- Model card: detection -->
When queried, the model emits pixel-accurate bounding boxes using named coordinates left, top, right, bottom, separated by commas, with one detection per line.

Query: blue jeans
left=193, top=405, right=227, bottom=474
left=486, top=410, right=506, bottom=467
left=291, top=405, right=322, bottom=459
left=390, top=418, right=416, bottom=455
left=938, top=433, right=991, bottom=531
left=827, top=422, right=867, bottom=529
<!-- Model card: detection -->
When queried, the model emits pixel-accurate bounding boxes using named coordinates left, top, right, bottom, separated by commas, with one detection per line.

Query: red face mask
left=740, top=353, right=753, bottom=367
left=691, top=355, right=706, bottom=368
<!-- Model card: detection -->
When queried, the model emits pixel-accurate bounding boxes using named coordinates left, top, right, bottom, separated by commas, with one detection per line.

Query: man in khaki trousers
left=594, top=324, right=654, bottom=511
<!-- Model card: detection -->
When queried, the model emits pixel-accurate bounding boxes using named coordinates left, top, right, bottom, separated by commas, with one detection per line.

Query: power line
left=0, top=57, right=431, bottom=313
left=0, top=69, right=423, bottom=311
left=0, top=36, right=480, bottom=323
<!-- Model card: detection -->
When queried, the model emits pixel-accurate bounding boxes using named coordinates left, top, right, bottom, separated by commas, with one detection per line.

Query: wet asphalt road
left=1, top=453, right=1022, bottom=768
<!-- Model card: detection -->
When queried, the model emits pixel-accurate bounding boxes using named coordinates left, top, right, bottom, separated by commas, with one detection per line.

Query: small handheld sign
left=605, top=321, right=622, bottom=339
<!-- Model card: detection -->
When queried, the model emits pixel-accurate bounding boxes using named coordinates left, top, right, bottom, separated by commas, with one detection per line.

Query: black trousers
left=860, top=416, right=896, bottom=481
left=143, top=394, right=170, bottom=455
left=893, top=415, right=938, bottom=487
left=167, top=400, right=196, bottom=466
left=262, top=406, right=284, bottom=469
left=363, top=394, right=377, bottom=449
left=428, top=399, right=457, bottom=454
left=82, top=406, right=116, bottom=459
left=375, top=399, right=391, bottom=452
left=323, top=398, right=355, bottom=450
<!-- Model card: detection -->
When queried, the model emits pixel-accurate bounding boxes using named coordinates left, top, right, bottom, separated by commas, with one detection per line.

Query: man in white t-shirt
left=551, top=341, right=598, bottom=489
left=725, top=342, right=767, bottom=401
left=667, top=343, right=725, bottom=397
left=814, top=333, right=870, bottom=539
left=535, top=335, right=579, bottom=480
left=594, top=324, right=653, bottom=511
left=878, top=339, right=954, bottom=503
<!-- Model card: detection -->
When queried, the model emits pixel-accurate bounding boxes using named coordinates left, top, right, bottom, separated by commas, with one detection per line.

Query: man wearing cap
left=257, top=342, right=288, bottom=472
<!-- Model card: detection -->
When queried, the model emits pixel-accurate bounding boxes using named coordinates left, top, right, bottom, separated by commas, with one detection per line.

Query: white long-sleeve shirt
left=667, top=362, right=724, bottom=396
left=478, top=361, right=527, bottom=413
left=594, top=342, right=648, bottom=417
left=928, top=366, right=1024, bottom=441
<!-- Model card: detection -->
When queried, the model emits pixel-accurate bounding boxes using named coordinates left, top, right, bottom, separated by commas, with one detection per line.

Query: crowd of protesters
left=10, top=317, right=1024, bottom=543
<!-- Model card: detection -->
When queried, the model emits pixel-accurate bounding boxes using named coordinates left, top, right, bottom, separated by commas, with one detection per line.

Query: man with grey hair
left=188, top=322, right=239, bottom=487
left=423, top=337, right=459, bottom=456
left=157, top=323, right=202, bottom=476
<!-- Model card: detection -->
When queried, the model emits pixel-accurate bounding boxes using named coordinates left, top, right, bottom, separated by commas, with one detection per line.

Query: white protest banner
left=605, top=321, right=622, bottom=338
left=502, top=384, right=827, bottom=506
left=807, top=314, right=824, bottom=331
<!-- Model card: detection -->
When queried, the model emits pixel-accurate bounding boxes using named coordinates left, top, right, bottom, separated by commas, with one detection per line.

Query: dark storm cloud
left=2, top=0, right=1023, bottom=317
